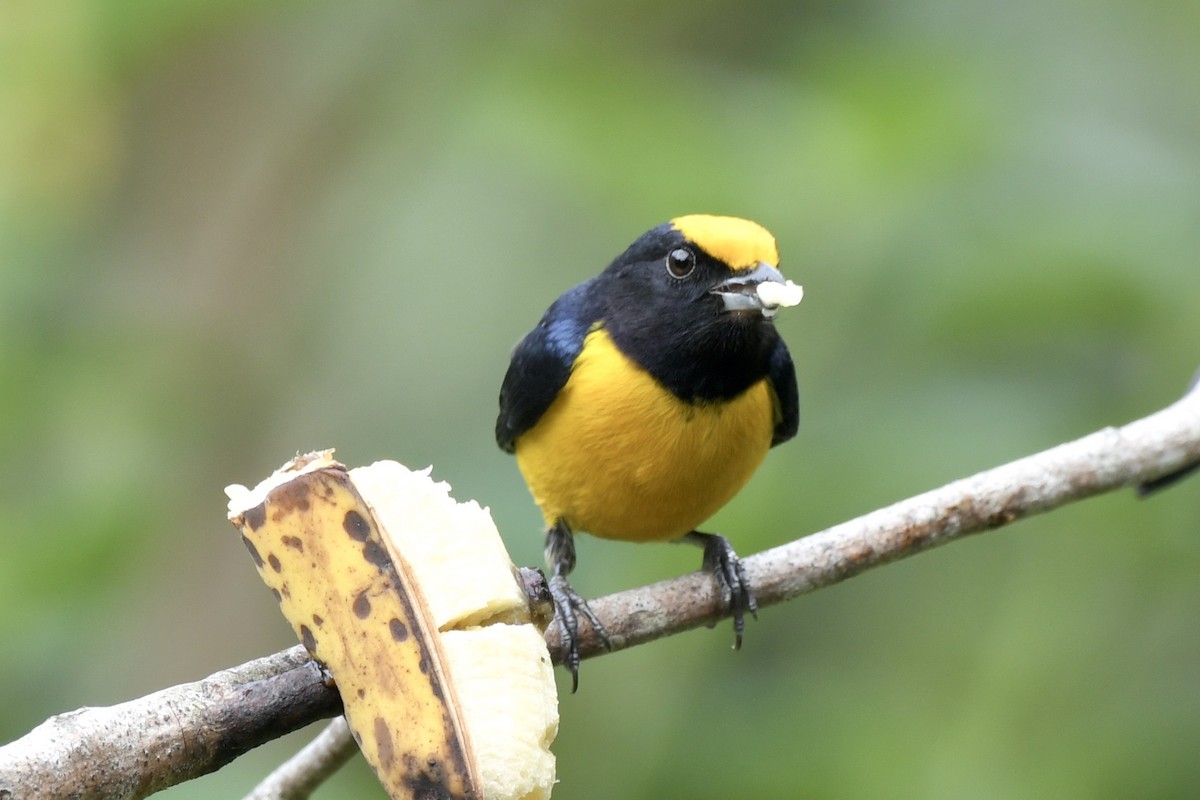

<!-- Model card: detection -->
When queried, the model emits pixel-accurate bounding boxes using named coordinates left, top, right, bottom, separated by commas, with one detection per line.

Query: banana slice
left=226, top=451, right=558, bottom=800
left=442, top=625, right=557, bottom=800
left=349, top=461, right=530, bottom=630
left=756, top=279, right=804, bottom=310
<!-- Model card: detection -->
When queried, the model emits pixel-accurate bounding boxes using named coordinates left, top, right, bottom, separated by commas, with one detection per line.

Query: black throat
left=604, top=300, right=779, bottom=403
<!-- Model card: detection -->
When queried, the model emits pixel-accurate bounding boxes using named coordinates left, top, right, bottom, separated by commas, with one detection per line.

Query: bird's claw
left=548, top=574, right=610, bottom=692
left=695, top=532, right=757, bottom=649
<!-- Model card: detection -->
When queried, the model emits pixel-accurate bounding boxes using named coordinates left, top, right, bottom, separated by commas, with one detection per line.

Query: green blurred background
left=3, top=1, right=1199, bottom=798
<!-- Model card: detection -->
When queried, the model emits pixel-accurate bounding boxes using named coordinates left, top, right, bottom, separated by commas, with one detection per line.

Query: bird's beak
left=711, top=262, right=804, bottom=320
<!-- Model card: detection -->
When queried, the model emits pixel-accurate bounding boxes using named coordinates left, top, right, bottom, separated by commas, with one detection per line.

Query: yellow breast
left=513, top=328, right=775, bottom=542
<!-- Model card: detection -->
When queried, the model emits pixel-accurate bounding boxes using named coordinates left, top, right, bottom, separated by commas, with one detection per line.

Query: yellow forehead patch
left=670, top=215, right=780, bottom=271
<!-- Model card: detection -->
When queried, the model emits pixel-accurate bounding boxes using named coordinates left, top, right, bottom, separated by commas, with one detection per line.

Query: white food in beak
left=755, top=279, right=804, bottom=311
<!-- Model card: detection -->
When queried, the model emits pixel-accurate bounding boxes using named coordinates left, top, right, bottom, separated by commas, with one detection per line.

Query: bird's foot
left=548, top=573, right=610, bottom=692
left=545, top=520, right=611, bottom=690
left=686, top=531, right=758, bottom=649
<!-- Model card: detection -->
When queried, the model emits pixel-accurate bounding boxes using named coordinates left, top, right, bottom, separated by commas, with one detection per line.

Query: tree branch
left=2, top=378, right=1197, bottom=798
left=0, top=647, right=341, bottom=800
left=555, top=376, right=1200, bottom=659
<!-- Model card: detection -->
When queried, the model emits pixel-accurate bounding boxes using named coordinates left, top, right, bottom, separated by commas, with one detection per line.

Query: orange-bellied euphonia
left=496, top=214, right=802, bottom=687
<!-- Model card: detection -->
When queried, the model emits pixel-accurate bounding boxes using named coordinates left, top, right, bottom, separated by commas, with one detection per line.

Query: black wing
left=496, top=281, right=598, bottom=453
left=767, top=335, right=799, bottom=447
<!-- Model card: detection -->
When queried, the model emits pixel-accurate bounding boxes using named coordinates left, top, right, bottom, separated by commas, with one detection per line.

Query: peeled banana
left=226, top=451, right=558, bottom=800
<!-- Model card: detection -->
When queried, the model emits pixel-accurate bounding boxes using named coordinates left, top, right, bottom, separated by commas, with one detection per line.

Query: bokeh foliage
left=2, top=1, right=1199, bottom=797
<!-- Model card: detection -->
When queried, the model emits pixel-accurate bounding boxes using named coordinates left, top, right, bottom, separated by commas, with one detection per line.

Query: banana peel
left=226, top=451, right=558, bottom=800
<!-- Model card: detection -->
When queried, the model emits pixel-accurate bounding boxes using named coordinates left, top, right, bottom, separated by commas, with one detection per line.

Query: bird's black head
left=597, top=215, right=800, bottom=402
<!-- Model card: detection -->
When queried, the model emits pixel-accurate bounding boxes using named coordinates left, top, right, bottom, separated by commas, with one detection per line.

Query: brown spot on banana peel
left=269, top=480, right=312, bottom=521
left=362, top=539, right=390, bottom=570
left=374, top=716, right=396, bottom=773
left=343, top=508, right=370, bottom=541
left=241, top=535, right=264, bottom=568
left=243, top=503, right=267, bottom=532
left=299, top=624, right=317, bottom=653
left=353, top=590, right=372, bottom=619
left=402, top=755, right=461, bottom=800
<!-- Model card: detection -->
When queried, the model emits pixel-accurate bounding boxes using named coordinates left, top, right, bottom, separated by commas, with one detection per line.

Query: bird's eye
left=665, top=247, right=696, bottom=279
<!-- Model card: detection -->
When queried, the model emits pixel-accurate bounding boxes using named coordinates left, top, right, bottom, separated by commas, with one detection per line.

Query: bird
left=496, top=214, right=802, bottom=689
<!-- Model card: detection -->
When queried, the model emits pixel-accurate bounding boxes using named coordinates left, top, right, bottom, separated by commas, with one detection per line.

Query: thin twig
left=243, top=717, right=356, bottom=800
left=1, top=378, right=1197, bottom=799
